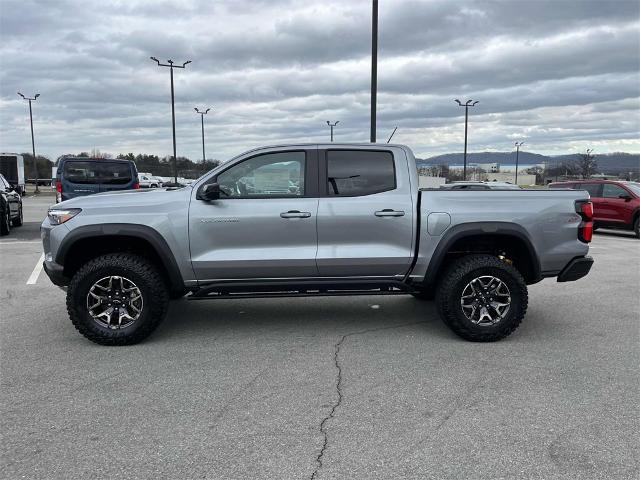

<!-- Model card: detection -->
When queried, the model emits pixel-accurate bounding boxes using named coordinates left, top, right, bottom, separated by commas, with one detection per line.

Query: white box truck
left=0, top=153, right=25, bottom=195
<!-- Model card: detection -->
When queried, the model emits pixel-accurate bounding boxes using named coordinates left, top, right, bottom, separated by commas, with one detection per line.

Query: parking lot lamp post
left=17, top=92, right=40, bottom=193
left=514, top=141, right=524, bottom=185
left=454, top=99, right=479, bottom=181
left=370, top=0, right=378, bottom=143
left=150, top=57, right=191, bottom=184
left=194, top=108, right=211, bottom=163
left=327, top=121, right=339, bottom=142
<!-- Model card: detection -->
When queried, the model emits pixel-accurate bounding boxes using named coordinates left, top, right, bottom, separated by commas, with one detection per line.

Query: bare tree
left=574, top=149, right=597, bottom=179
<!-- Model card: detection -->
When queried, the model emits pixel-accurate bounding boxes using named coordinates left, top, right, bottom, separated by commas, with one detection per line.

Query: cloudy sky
left=1, top=0, right=639, bottom=161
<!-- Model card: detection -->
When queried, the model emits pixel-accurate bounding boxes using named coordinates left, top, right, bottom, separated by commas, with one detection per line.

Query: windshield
left=624, top=182, right=640, bottom=196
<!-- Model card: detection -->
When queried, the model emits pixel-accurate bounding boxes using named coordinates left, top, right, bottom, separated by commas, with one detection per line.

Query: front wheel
left=634, top=217, right=639, bottom=239
left=66, top=253, right=169, bottom=345
left=12, top=204, right=23, bottom=227
left=436, top=255, right=528, bottom=342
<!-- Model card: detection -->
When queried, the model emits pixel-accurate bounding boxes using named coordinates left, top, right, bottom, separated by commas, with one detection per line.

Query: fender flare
left=422, top=221, right=541, bottom=286
left=56, top=223, right=184, bottom=290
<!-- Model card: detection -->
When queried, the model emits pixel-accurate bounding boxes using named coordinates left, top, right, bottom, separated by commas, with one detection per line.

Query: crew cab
left=41, top=144, right=594, bottom=345
left=549, top=179, right=640, bottom=238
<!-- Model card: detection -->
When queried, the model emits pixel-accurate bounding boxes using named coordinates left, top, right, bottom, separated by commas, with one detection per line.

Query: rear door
left=577, top=183, right=604, bottom=221
left=61, top=160, right=101, bottom=200
left=189, top=148, right=319, bottom=280
left=316, top=148, right=414, bottom=277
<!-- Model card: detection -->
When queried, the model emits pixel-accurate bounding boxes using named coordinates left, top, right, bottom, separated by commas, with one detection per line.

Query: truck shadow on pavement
left=152, top=295, right=453, bottom=343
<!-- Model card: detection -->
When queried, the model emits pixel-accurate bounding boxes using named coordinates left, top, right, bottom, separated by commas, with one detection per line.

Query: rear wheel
left=436, top=254, right=528, bottom=342
left=634, top=216, right=639, bottom=239
left=66, top=253, right=169, bottom=345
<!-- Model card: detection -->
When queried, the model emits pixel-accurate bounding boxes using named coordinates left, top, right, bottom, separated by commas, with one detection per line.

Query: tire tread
left=66, top=253, right=169, bottom=345
left=436, top=254, right=528, bottom=342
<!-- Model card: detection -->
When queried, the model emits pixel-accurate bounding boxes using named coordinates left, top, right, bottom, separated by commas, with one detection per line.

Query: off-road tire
left=12, top=204, right=23, bottom=227
left=634, top=216, right=639, bottom=239
left=66, top=253, right=169, bottom=346
left=435, top=254, right=528, bottom=342
left=0, top=203, right=10, bottom=236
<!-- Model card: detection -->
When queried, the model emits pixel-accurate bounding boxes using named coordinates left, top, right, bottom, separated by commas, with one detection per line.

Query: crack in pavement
left=310, top=321, right=427, bottom=480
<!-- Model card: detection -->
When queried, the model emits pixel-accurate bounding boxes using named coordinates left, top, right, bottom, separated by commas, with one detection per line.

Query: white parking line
left=0, top=241, right=42, bottom=245
left=26, top=253, right=45, bottom=285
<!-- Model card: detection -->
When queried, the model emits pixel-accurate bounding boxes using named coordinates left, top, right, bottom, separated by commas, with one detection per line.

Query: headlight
left=48, top=208, right=82, bottom=225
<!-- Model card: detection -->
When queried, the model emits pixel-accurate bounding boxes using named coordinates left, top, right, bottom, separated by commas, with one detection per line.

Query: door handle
left=375, top=209, right=405, bottom=217
left=280, top=210, right=312, bottom=218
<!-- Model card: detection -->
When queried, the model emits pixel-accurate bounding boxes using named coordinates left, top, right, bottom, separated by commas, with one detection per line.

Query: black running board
left=189, top=279, right=415, bottom=300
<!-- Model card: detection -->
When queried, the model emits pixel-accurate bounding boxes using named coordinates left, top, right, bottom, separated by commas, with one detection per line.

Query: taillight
left=575, top=200, right=594, bottom=243
left=132, top=182, right=140, bottom=189
left=581, top=202, right=594, bottom=220
left=56, top=181, right=62, bottom=203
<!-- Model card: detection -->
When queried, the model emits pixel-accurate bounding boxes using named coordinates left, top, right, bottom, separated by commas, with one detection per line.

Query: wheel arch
left=56, top=224, right=184, bottom=292
left=423, top=222, right=542, bottom=287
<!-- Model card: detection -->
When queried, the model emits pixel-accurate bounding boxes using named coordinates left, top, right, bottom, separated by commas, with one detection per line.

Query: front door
left=189, top=149, right=319, bottom=281
left=601, top=183, right=633, bottom=226
left=316, top=148, right=415, bottom=277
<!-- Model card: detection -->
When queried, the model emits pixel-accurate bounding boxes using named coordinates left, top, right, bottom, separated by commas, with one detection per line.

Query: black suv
left=0, top=173, right=23, bottom=236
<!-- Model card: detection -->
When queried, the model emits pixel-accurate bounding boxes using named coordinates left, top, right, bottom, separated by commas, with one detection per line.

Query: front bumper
left=43, top=259, right=69, bottom=288
left=557, top=256, right=594, bottom=282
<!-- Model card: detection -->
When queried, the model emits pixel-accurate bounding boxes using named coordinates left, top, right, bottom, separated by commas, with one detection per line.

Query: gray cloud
left=0, top=0, right=639, bottom=162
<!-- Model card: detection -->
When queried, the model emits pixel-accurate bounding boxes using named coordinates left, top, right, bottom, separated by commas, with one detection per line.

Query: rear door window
left=579, top=183, right=602, bottom=197
left=326, top=150, right=395, bottom=196
left=63, top=161, right=101, bottom=184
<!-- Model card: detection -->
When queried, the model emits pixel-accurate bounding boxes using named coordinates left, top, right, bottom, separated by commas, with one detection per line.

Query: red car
left=549, top=180, right=640, bottom=238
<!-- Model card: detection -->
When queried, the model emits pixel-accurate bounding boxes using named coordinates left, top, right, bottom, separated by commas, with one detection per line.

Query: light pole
left=17, top=92, right=40, bottom=193
left=326, top=121, right=339, bottom=142
left=150, top=57, right=191, bottom=184
left=454, top=99, right=479, bottom=181
left=194, top=108, right=211, bottom=163
left=370, top=0, right=378, bottom=143
left=514, top=141, right=524, bottom=185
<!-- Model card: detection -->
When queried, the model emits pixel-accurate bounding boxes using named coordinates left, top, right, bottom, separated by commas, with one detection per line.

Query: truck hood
left=53, top=186, right=191, bottom=209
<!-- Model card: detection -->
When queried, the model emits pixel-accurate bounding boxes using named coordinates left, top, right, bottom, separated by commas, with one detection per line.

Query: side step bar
left=189, top=279, right=416, bottom=300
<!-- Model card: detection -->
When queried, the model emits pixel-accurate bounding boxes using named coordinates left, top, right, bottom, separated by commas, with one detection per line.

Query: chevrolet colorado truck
left=41, top=144, right=594, bottom=345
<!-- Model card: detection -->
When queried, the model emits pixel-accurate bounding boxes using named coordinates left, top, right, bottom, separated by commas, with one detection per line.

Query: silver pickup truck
left=41, top=144, right=594, bottom=345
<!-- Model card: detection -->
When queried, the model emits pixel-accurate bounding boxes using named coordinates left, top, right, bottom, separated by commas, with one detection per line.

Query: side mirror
left=198, top=183, right=221, bottom=201
left=619, top=194, right=632, bottom=201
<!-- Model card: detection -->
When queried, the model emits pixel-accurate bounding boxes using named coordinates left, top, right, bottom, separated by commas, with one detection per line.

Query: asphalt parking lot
left=1, top=195, right=638, bottom=480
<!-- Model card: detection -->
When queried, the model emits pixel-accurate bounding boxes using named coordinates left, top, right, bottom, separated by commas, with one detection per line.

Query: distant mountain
left=417, top=151, right=640, bottom=174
